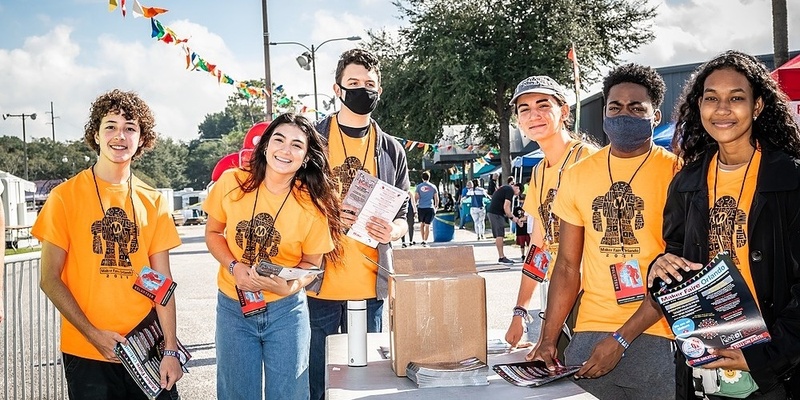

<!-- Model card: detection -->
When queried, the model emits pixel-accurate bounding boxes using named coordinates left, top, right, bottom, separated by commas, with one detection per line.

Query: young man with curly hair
left=34, top=89, right=183, bottom=399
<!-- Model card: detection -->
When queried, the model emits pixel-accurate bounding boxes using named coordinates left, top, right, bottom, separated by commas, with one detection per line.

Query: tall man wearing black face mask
left=306, top=48, right=410, bottom=400
left=528, top=64, right=680, bottom=399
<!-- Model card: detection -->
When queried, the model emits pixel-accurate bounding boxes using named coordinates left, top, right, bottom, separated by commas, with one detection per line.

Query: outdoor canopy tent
left=772, top=54, right=800, bottom=101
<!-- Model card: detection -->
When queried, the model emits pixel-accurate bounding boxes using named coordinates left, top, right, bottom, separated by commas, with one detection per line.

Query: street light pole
left=270, top=36, right=360, bottom=116
left=261, top=0, right=273, bottom=119
left=3, top=112, right=37, bottom=180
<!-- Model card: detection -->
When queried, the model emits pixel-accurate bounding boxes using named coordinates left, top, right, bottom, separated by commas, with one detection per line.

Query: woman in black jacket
left=647, top=50, right=800, bottom=399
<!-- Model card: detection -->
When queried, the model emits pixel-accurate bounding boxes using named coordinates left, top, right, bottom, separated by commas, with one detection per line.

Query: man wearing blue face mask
left=306, top=48, right=410, bottom=400
left=528, top=64, right=680, bottom=399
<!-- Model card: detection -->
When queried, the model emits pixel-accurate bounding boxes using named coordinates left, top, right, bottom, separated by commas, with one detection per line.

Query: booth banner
left=792, top=101, right=800, bottom=126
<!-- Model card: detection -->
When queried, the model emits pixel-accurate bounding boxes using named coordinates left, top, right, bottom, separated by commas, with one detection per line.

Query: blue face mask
left=603, top=114, right=655, bottom=153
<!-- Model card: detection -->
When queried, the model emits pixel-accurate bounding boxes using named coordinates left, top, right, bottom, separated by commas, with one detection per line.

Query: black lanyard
left=92, top=165, right=138, bottom=263
left=536, top=142, right=581, bottom=244
left=243, top=184, right=292, bottom=264
left=606, top=146, right=653, bottom=253
left=336, top=116, right=372, bottom=170
left=710, top=150, right=755, bottom=254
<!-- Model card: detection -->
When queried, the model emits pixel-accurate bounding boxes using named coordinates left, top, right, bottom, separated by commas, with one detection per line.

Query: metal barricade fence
left=2, top=255, right=67, bottom=399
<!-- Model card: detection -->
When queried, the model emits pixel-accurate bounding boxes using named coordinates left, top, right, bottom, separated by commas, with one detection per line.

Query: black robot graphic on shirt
left=592, top=181, right=645, bottom=247
left=332, top=156, right=367, bottom=196
left=236, top=212, right=281, bottom=265
left=91, top=207, right=139, bottom=268
left=708, top=196, right=747, bottom=265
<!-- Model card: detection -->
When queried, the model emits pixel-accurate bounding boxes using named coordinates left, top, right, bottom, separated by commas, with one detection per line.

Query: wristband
left=228, top=260, right=238, bottom=275
left=612, top=332, right=630, bottom=350
left=162, top=349, right=186, bottom=365
left=512, top=306, right=534, bottom=324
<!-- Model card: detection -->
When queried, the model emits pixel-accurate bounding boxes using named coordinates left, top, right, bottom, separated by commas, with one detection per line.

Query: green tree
left=136, top=137, right=189, bottom=189
left=198, top=112, right=236, bottom=139
left=367, top=0, right=656, bottom=180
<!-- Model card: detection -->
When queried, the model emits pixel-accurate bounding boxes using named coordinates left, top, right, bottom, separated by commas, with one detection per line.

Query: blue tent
left=512, top=149, right=545, bottom=168
left=654, top=123, right=675, bottom=150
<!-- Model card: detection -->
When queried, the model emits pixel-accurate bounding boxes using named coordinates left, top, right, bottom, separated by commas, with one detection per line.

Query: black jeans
left=63, top=353, right=180, bottom=400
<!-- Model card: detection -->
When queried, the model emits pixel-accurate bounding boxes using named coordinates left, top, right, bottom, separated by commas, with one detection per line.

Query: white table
left=325, top=333, right=597, bottom=400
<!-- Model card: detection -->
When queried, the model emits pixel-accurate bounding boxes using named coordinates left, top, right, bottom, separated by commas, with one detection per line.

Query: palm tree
left=772, top=0, right=788, bottom=68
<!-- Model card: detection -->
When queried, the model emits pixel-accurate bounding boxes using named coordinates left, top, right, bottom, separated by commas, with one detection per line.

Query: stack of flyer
left=405, top=357, right=489, bottom=388
left=651, top=252, right=771, bottom=366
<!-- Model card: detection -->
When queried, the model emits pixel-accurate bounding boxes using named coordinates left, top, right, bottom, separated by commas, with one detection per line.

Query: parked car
left=172, top=208, right=206, bottom=226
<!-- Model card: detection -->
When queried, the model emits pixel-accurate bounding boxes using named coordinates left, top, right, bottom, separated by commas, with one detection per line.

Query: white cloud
left=0, top=22, right=245, bottom=143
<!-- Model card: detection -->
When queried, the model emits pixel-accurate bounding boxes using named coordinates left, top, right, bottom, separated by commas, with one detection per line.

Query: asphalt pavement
left=170, top=221, right=540, bottom=399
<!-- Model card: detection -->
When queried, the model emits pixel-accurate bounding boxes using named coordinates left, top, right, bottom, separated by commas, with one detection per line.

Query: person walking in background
left=305, top=48, right=410, bottom=400
left=414, top=171, right=439, bottom=247
left=645, top=50, right=800, bottom=399
left=487, top=182, right=521, bottom=264
left=34, top=89, right=183, bottom=399
left=488, top=172, right=498, bottom=195
left=513, top=196, right=532, bottom=262
left=528, top=64, right=679, bottom=399
left=504, top=75, right=596, bottom=348
left=204, top=113, right=341, bottom=400
left=467, top=179, right=488, bottom=240
left=401, top=184, right=417, bottom=248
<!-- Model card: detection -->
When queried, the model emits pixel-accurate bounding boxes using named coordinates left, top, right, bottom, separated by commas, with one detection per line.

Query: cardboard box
left=389, top=246, right=487, bottom=376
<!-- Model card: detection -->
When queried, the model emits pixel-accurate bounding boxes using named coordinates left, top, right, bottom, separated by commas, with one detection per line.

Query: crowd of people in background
left=23, top=46, right=800, bottom=400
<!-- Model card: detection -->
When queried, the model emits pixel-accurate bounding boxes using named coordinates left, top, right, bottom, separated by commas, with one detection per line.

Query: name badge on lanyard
left=610, top=259, right=645, bottom=304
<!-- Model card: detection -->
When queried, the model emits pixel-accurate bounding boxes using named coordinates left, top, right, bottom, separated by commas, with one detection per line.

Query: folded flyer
left=493, top=360, right=580, bottom=387
left=341, top=170, right=408, bottom=248
left=254, top=260, right=324, bottom=281
left=650, top=252, right=770, bottom=366
left=133, top=266, right=177, bottom=306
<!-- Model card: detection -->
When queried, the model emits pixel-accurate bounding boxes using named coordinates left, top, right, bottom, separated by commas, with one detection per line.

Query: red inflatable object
left=210, top=153, right=240, bottom=182
left=243, top=120, right=270, bottom=150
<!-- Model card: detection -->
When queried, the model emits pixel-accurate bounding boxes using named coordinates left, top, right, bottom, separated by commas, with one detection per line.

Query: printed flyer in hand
left=650, top=252, right=770, bottom=366
left=342, top=170, right=408, bottom=248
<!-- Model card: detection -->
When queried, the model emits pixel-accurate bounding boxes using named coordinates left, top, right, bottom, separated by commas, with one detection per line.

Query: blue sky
left=0, top=0, right=795, bottom=143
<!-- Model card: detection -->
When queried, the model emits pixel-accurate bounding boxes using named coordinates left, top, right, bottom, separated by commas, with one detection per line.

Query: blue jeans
left=62, top=353, right=180, bottom=400
left=307, top=297, right=383, bottom=400
left=216, top=290, right=310, bottom=400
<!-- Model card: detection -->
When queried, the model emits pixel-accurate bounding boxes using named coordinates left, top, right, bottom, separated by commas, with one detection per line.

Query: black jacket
left=659, top=147, right=800, bottom=398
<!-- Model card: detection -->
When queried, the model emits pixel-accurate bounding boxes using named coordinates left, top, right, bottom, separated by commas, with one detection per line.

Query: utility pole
left=262, top=0, right=273, bottom=119
left=46, top=101, right=59, bottom=142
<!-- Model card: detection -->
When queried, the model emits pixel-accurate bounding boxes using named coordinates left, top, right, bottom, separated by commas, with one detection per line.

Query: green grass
left=5, top=246, right=42, bottom=256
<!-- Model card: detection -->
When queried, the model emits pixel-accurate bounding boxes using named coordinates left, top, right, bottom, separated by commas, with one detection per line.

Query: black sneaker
left=422, top=242, right=429, bottom=247
left=401, top=243, right=408, bottom=248
left=498, top=257, right=514, bottom=264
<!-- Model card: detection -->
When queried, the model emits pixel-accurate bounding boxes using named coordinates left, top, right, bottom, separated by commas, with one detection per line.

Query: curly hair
left=238, top=113, right=343, bottom=264
left=602, top=63, right=666, bottom=108
left=83, top=89, right=157, bottom=159
left=672, top=50, right=800, bottom=165
left=335, top=48, right=381, bottom=86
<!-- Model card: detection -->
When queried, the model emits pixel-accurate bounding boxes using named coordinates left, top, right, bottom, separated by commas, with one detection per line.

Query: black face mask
left=338, top=84, right=380, bottom=115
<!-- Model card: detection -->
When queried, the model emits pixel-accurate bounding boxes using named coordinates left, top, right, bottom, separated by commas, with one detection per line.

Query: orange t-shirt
left=310, top=116, right=380, bottom=300
left=203, top=169, right=334, bottom=303
left=706, top=150, right=761, bottom=299
left=523, top=140, right=596, bottom=268
left=31, top=169, right=181, bottom=361
left=553, top=146, right=679, bottom=338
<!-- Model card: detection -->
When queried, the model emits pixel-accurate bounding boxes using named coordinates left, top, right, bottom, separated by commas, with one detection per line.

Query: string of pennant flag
left=107, top=1, right=499, bottom=158
left=107, top=0, right=271, bottom=101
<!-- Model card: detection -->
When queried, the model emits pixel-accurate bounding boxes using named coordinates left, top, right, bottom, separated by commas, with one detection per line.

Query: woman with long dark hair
left=647, top=50, right=800, bottom=399
left=204, top=113, right=342, bottom=399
